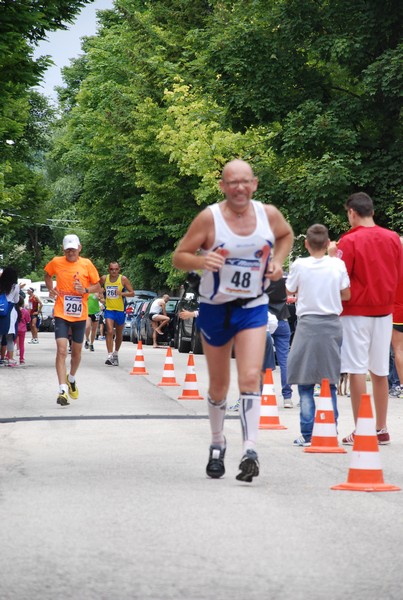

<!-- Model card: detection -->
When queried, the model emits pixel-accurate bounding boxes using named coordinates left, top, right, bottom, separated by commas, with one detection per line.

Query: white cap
left=63, top=234, right=80, bottom=250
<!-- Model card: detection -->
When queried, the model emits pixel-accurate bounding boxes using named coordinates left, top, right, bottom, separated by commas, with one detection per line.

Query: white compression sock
left=207, top=395, right=227, bottom=447
left=239, top=392, right=261, bottom=452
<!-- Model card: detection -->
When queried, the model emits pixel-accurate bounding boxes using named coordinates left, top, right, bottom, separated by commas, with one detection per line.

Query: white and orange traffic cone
left=178, top=353, right=204, bottom=400
left=304, top=379, right=346, bottom=454
left=331, top=394, right=400, bottom=492
left=259, top=369, right=287, bottom=430
left=129, top=340, right=148, bottom=375
left=158, top=347, right=180, bottom=386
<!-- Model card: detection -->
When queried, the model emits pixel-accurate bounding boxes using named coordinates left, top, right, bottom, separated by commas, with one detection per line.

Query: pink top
left=18, top=307, right=31, bottom=333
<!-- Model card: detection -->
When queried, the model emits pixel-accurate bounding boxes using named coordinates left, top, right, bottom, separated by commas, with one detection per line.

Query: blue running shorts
left=196, top=302, right=267, bottom=347
left=104, top=309, right=126, bottom=326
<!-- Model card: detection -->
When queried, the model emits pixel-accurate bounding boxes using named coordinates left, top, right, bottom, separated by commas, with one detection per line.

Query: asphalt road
left=1, top=333, right=403, bottom=600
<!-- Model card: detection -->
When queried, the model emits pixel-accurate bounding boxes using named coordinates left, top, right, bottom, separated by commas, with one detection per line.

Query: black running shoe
left=236, top=449, right=260, bottom=483
left=105, top=356, right=114, bottom=365
left=206, top=444, right=226, bottom=479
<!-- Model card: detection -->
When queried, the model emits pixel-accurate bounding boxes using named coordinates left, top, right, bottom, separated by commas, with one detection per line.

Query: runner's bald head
left=222, top=159, right=254, bottom=180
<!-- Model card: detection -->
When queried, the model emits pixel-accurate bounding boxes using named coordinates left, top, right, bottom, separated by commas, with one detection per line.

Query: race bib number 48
left=219, top=258, right=261, bottom=297
left=64, top=295, right=83, bottom=317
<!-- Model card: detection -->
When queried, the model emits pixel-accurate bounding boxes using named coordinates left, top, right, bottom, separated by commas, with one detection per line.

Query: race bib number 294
left=64, top=295, right=83, bottom=317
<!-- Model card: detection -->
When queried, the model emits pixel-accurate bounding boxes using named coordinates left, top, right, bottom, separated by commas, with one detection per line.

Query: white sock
left=59, top=384, right=68, bottom=394
left=207, top=395, right=227, bottom=446
left=239, top=392, right=261, bottom=453
left=68, top=374, right=75, bottom=383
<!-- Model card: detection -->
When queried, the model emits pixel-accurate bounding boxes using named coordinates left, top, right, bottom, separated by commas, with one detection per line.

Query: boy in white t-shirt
left=286, top=224, right=351, bottom=446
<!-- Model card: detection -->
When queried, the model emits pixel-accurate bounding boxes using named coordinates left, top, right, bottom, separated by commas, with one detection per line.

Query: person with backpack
left=0, top=266, right=20, bottom=367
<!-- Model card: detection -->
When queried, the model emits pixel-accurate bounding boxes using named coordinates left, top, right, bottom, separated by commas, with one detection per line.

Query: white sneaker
left=283, top=398, right=293, bottom=408
left=228, top=398, right=240, bottom=411
left=293, top=435, right=311, bottom=447
left=113, top=353, right=119, bottom=366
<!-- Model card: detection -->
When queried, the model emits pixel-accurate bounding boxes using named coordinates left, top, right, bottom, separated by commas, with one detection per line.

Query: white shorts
left=340, top=315, right=392, bottom=375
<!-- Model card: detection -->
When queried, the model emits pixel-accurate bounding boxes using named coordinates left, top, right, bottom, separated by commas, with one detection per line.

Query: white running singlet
left=199, top=200, right=274, bottom=307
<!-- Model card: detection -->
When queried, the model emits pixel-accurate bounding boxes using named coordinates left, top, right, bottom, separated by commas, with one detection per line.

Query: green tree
left=47, top=0, right=402, bottom=290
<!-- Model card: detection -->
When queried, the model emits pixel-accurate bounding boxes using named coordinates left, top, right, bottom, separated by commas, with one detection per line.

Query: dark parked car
left=122, top=313, right=134, bottom=341
left=130, top=299, right=151, bottom=343
left=131, top=290, right=157, bottom=300
left=139, top=297, right=180, bottom=346
left=173, top=273, right=203, bottom=354
left=122, top=294, right=156, bottom=342
left=38, top=301, right=55, bottom=332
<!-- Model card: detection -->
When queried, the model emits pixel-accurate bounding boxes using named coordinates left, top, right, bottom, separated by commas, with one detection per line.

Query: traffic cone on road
left=331, top=394, right=400, bottom=492
left=259, top=369, right=287, bottom=430
left=158, top=347, right=180, bottom=386
left=178, top=353, right=204, bottom=400
left=129, top=340, right=148, bottom=375
left=304, top=379, right=346, bottom=454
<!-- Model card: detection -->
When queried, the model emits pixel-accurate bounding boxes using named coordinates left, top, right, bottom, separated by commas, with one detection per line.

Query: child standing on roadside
left=286, top=224, right=351, bottom=446
left=17, top=297, right=31, bottom=364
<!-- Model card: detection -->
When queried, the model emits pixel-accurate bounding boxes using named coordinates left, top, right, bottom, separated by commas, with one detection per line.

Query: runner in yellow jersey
left=100, top=262, right=135, bottom=366
left=44, top=234, right=101, bottom=406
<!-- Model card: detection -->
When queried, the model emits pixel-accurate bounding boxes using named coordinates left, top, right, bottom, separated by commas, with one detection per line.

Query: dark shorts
left=54, top=317, right=86, bottom=343
left=393, top=324, right=403, bottom=333
left=88, top=313, right=100, bottom=323
left=104, top=309, right=125, bottom=326
left=196, top=302, right=267, bottom=347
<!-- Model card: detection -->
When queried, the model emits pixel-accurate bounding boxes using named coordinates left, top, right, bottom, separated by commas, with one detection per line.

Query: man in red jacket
left=329, top=192, right=403, bottom=445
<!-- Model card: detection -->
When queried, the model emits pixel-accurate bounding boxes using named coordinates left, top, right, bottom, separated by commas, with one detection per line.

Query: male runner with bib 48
left=173, top=159, right=293, bottom=482
left=44, top=234, right=101, bottom=406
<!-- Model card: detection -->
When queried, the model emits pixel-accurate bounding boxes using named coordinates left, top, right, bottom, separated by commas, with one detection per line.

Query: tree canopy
left=1, top=0, right=402, bottom=288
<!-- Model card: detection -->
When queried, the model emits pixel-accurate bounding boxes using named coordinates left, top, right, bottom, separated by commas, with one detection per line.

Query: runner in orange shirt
left=44, top=234, right=101, bottom=406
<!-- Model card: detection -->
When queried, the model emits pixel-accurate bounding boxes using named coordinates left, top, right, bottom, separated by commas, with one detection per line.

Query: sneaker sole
left=57, top=396, right=69, bottom=406
left=236, top=458, right=259, bottom=483
left=206, top=464, right=225, bottom=478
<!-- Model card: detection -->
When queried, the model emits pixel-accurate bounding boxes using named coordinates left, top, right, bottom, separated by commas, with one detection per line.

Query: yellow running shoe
left=57, top=391, right=69, bottom=406
left=66, top=374, right=79, bottom=400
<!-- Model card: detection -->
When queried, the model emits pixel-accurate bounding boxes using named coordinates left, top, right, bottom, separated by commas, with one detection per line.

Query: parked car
left=139, top=297, right=180, bottom=346
left=131, top=299, right=153, bottom=344
left=38, top=301, right=55, bottom=332
left=173, top=273, right=203, bottom=354
left=122, top=313, right=134, bottom=341
left=131, top=290, right=157, bottom=300
left=128, top=298, right=149, bottom=343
